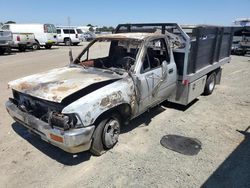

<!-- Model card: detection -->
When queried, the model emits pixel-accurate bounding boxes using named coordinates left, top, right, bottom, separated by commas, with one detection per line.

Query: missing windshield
left=75, top=38, right=142, bottom=72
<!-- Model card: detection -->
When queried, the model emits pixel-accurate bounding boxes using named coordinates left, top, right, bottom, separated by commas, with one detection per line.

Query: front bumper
left=6, top=100, right=95, bottom=153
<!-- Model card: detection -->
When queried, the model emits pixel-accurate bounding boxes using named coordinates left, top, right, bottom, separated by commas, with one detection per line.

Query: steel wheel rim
left=33, top=44, right=38, bottom=50
left=103, top=118, right=120, bottom=149
left=209, top=78, right=215, bottom=91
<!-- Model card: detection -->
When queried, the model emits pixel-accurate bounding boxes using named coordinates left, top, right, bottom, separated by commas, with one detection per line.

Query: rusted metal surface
left=97, top=33, right=162, bottom=40
left=7, top=31, right=179, bottom=130
left=62, top=77, right=136, bottom=126
left=8, top=67, right=122, bottom=103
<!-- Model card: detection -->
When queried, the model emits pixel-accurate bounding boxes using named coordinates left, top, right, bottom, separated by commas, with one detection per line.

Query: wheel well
left=207, top=67, right=221, bottom=84
left=35, top=39, right=39, bottom=44
left=94, top=103, right=132, bottom=126
left=64, top=37, right=70, bottom=42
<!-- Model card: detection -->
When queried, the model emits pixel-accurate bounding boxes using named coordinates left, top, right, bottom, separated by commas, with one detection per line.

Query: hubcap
left=103, top=118, right=120, bottom=149
left=209, top=79, right=215, bottom=91
left=33, top=44, right=38, bottom=50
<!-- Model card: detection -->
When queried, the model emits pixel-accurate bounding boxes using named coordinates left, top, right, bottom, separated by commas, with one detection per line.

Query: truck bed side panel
left=176, top=26, right=233, bottom=76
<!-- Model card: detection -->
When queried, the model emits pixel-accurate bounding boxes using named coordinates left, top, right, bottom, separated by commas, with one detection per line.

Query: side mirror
left=162, top=61, right=168, bottom=79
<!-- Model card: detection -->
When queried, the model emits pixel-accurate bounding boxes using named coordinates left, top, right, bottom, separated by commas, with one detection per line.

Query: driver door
left=136, top=38, right=177, bottom=113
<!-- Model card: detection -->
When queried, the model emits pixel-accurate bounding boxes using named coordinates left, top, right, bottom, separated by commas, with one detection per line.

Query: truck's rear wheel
left=204, top=72, right=216, bottom=95
left=90, top=114, right=121, bottom=156
left=34, top=40, right=40, bottom=50
left=45, top=44, right=52, bottom=49
left=32, top=43, right=39, bottom=50
left=64, top=38, right=72, bottom=46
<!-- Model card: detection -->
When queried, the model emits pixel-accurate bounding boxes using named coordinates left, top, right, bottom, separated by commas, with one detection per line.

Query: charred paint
left=97, top=33, right=160, bottom=40
left=100, top=91, right=123, bottom=108
left=18, top=82, right=33, bottom=90
left=8, top=67, right=122, bottom=103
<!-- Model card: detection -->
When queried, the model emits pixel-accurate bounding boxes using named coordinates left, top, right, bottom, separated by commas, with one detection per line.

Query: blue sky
left=1, top=0, right=250, bottom=26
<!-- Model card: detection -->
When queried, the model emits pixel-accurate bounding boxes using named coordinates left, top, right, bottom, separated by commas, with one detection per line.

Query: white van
left=2, top=24, right=57, bottom=49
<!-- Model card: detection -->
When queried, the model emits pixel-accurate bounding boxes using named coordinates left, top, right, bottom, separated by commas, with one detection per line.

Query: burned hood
left=8, top=67, right=122, bottom=103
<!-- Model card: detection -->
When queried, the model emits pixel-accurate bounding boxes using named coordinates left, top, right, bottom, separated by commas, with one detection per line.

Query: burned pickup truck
left=6, top=23, right=233, bottom=155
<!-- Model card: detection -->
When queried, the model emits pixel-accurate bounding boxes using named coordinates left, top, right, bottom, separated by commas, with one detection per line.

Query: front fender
left=62, top=79, right=136, bottom=126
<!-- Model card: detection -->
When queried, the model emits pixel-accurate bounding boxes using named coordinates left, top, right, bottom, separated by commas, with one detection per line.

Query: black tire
left=6, top=47, right=12, bottom=54
left=18, top=45, right=26, bottom=52
left=73, top=42, right=79, bottom=46
left=45, top=44, right=52, bottom=49
left=204, top=72, right=216, bottom=95
left=32, top=42, right=39, bottom=50
left=90, top=114, right=121, bottom=156
left=34, top=40, right=40, bottom=50
left=64, top=38, right=72, bottom=46
left=0, top=48, right=6, bottom=55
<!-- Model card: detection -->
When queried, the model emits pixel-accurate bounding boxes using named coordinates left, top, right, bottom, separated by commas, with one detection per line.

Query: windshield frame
left=74, top=37, right=144, bottom=72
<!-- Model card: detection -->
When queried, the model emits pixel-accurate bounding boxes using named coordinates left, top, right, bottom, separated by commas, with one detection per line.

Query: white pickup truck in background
left=10, top=33, right=36, bottom=52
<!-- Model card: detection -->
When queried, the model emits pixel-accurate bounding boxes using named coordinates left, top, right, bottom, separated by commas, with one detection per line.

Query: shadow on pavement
left=121, top=105, right=166, bottom=134
left=12, top=122, right=91, bottom=166
left=201, top=126, right=250, bottom=188
left=11, top=99, right=198, bottom=165
left=161, top=99, right=199, bottom=112
left=122, top=99, right=198, bottom=133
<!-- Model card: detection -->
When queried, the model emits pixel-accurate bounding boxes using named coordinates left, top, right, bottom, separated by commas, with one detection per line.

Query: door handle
left=168, top=68, right=173, bottom=74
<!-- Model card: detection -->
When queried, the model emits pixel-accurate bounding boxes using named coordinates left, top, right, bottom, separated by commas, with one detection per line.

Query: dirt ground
left=0, top=45, right=249, bottom=188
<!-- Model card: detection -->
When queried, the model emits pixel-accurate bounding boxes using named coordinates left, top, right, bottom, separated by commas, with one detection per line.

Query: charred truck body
left=6, top=23, right=233, bottom=155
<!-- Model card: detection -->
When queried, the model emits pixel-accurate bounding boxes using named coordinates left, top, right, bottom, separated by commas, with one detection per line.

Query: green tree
left=5, top=21, right=16, bottom=24
left=96, top=26, right=115, bottom=32
left=108, top=26, right=114, bottom=32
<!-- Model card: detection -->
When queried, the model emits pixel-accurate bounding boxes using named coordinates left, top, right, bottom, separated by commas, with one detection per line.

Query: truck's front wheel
left=204, top=72, right=216, bottom=95
left=90, top=114, right=121, bottom=156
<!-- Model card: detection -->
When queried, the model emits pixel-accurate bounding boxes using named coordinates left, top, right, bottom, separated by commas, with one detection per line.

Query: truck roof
left=56, top=26, right=78, bottom=29
left=97, top=32, right=162, bottom=40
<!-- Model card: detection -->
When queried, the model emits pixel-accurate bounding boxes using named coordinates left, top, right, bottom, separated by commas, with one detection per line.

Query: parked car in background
left=0, top=29, right=13, bottom=55
left=231, top=26, right=250, bottom=55
left=2, top=24, right=57, bottom=49
left=83, top=31, right=96, bottom=41
left=56, top=26, right=84, bottom=46
left=76, top=28, right=85, bottom=42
